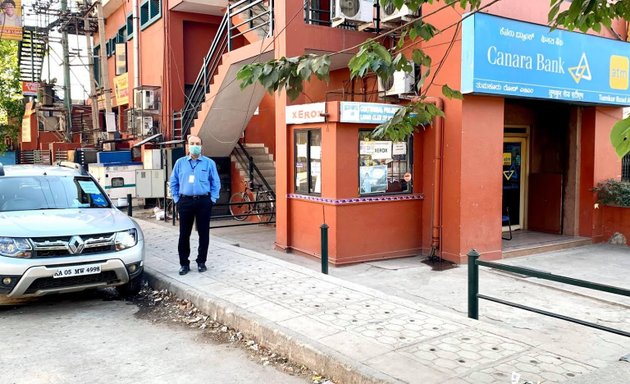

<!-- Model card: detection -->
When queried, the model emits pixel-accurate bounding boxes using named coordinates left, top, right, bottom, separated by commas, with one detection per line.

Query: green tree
left=0, top=39, right=25, bottom=152
left=238, top=0, right=630, bottom=156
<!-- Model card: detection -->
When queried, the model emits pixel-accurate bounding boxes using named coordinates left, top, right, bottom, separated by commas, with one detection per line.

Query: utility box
left=135, top=169, right=166, bottom=198
left=89, top=163, right=144, bottom=206
left=142, top=148, right=162, bottom=169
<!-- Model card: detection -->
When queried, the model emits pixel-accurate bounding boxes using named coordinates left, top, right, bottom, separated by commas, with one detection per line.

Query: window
left=623, top=153, right=630, bottom=182
left=140, top=0, right=161, bottom=30
left=126, top=14, right=134, bottom=40
left=294, top=129, right=321, bottom=194
left=359, top=130, right=412, bottom=195
left=117, top=26, right=126, bottom=43
left=93, top=45, right=101, bottom=86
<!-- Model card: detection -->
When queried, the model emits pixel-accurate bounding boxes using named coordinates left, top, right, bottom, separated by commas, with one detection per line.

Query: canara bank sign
left=461, top=13, right=630, bottom=106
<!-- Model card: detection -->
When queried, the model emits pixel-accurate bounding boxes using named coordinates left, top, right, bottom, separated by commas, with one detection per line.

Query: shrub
left=593, top=179, right=630, bottom=207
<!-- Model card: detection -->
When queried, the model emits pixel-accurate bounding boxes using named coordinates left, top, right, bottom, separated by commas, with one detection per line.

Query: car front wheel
left=116, top=272, right=144, bottom=298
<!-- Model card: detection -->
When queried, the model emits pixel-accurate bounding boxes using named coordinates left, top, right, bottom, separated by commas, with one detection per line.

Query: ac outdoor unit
left=137, top=116, right=153, bottom=136
left=380, top=2, right=414, bottom=23
left=333, top=0, right=374, bottom=24
left=135, top=89, right=157, bottom=110
left=378, top=70, right=416, bottom=97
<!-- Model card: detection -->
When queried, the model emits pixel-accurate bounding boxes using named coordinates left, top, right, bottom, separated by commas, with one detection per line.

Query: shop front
left=283, top=101, right=425, bottom=264
left=455, top=13, right=628, bottom=261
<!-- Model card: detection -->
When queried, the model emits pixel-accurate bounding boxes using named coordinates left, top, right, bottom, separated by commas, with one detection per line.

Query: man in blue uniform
left=170, top=135, right=221, bottom=275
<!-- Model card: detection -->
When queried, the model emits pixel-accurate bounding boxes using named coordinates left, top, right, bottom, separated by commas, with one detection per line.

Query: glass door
left=502, top=138, right=527, bottom=230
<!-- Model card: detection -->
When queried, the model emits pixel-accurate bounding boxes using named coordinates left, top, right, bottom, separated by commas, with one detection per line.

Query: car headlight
left=0, top=237, right=32, bottom=258
left=114, top=229, right=138, bottom=251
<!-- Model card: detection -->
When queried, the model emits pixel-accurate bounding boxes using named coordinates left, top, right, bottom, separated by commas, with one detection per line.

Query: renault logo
left=67, top=236, right=85, bottom=254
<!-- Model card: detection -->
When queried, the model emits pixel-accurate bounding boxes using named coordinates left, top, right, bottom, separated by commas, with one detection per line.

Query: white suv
left=0, top=163, right=145, bottom=301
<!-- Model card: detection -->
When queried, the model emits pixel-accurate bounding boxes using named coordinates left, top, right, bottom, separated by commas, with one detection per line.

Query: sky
left=22, top=0, right=91, bottom=102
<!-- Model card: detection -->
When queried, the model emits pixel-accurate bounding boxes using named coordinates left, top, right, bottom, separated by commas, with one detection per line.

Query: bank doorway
left=503, top=100, right=578, bottom=241
left=502, top=136, right=527, bottom=231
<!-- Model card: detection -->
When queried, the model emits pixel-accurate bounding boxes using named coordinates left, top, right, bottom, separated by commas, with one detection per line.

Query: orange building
left=93, top=0, right=628, bottom=264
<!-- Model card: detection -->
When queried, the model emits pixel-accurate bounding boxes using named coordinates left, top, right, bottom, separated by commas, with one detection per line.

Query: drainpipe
left=133, top=0, right=140, bottom=95
left=414, top=96, right=445, bottom=259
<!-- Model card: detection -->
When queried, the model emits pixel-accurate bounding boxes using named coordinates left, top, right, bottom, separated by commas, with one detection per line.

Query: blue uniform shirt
left=170, top=155, right=221, bottom=204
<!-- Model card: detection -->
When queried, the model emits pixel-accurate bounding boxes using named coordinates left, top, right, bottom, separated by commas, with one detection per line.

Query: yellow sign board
left=0, top=0, right=23, bottom=41
left=113, top=73, right=129, bottom=105
left=503, top=153, right=512, bottom=166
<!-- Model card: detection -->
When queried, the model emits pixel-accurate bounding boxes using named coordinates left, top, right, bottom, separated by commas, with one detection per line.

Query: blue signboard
left=461, top=13, right=630, bottom=106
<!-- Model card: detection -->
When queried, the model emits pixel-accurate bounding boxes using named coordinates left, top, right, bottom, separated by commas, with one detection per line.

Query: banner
left=22, top=81, right=39, bottom=96
left=113, top=73, right=129, bottom=105
left=0, top=0, right=22, bottom=41
left=461, top=13, right=630, bottom=106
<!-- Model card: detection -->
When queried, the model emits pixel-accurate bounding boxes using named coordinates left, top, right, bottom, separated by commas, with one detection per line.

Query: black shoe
left=179, top=265, right=190, bottom=275
left=197, top=263, right=207, bottom=273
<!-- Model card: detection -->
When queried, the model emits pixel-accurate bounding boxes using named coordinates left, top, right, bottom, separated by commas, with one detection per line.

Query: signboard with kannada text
left=461, top=13, right=630, bottom=106
left=340, top=102, right=403, bottom=124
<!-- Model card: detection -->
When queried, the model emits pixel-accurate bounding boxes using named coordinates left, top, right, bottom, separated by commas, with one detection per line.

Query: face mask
left=189, top=145, right=202, bottom=156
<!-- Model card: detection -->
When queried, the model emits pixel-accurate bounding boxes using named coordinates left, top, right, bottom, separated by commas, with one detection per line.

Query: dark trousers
left=177, top=197, right=212, bottom=266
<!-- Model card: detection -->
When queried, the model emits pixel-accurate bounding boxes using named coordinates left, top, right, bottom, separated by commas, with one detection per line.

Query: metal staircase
left=178, top=0, right=273, bottom=142
left=18, top=27, right=47, bottom=83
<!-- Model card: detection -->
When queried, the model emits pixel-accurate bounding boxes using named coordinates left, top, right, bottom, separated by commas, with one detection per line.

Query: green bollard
left=320, top=224, right=329, bottom=274
left=468, top=249, right=480, bottom=320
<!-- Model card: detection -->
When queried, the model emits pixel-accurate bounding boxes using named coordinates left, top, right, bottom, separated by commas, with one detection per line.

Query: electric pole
left=61, top=0, right=72, bottom=140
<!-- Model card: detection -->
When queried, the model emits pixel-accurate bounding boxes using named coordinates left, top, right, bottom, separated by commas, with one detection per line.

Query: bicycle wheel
left=229, top=192, right=251, bottom=221
left=255, top=191, right=275, bottom=223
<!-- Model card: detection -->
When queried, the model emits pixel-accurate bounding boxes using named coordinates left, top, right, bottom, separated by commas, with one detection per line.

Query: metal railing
left=179, top=0, right=274, bottom=140
left=180, top=14, right=229, bottom=140
left=233, top=141, right=276, bottom=199
left=304, top=0, right=332, bottom=26
left=467, top=249, right=630, bottom=338
left=227, top=0, right=273, bottom=49
left=18, top=150, right=52, bottom=165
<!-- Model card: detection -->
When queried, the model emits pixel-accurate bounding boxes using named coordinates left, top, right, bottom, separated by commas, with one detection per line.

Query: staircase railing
left=233, top=141, right=276, bottom=199
left=179, top=0, right=274, bottom=141
left=180, top=14, right=229, bottom=140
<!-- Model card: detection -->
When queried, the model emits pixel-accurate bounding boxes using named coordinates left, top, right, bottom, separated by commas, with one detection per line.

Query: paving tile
left=318, top=331, right=394, bottom=362
left=399, top=329, right=528, bottom=376
left=365, top=351, right=447, bottom=383
left=348, top=313, right=463, bottom=349
left=459, top=351, right=596, bottom=384
left=279, top=316, right=344, bottom=340
left=246, top=301, right=302, bottom=322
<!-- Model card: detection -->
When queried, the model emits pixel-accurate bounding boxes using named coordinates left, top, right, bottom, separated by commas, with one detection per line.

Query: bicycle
left=229, top=180, right=275, bottom=223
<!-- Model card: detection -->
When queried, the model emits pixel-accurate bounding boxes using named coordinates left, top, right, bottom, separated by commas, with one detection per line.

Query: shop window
left=359, top=130, right=412, bottom=195
left=140, top=0, right=161, bottom=30
left=294, top=129, right=321, bottom=194
left=126, top=14, right=134, bottom=40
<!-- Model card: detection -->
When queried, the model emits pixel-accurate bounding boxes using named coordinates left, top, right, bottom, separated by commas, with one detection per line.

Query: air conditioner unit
left=378, top=70, right=416, bottom=97
left=333, top=0, right=374, bottom=24
left=135, top=89, right=157, bottom=110
left=136, top=116, right=153, bottom=136
left=380, top=3, right=414, bottom=23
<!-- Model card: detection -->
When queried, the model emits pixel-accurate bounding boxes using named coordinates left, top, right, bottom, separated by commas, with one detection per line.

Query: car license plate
left=53, top=264, right=102, bottom=279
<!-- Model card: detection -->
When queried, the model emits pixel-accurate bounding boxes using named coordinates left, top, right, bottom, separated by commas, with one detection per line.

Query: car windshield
left=0, top=176, right=111, bottom=212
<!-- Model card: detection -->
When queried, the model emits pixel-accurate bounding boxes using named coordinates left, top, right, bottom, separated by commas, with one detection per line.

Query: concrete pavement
left=137, top=217, right=629, bottom=383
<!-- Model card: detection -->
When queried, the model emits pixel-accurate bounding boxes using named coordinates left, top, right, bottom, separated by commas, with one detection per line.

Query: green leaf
left=611, top=116, right=630, bottom=158
left=373, top=44, right=392, bottom=65
left=442, top=84, right=463, bottom=100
